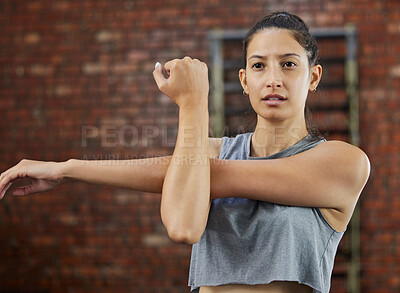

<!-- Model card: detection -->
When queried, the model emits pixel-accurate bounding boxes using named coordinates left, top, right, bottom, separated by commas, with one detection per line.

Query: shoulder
left=312, top=140, right=371, bottom=195
left=208, top=137, right=223, bottom=159
left=314, top=140, right=370, bottom=169
left=310, top=140, right=370, bottom=229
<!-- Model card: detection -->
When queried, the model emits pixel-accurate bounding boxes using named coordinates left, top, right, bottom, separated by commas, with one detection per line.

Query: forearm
left=61, top=146, right=214, bottom=196
left=62, top=155, right=219, bottom=196
left=161, top=107, right=210, bottom=243
left=62, top=156, right=170, bottom=193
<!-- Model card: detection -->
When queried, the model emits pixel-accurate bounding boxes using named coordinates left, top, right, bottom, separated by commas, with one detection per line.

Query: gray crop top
left=188, top=133, right=345, bottom=293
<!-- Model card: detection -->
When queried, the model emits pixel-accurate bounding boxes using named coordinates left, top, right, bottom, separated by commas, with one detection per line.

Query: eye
left=282, top=61, right=296, bottom=68
left=251, top=63, right=264, bottom=69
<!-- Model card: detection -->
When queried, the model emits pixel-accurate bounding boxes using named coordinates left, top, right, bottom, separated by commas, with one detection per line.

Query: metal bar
left=209, top=27, right=350, bottom=41
left=345, top=24, right=361, bottom=293
left=346, top=24, right=360, bottom=146
left=208, top=30, right=225, bottom=137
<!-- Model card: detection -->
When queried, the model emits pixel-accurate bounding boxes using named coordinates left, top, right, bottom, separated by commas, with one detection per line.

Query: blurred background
left=0, top=0, right=399, bottom=292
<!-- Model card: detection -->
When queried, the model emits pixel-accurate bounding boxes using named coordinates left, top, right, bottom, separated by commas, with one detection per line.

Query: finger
left=0, top=171, right=24, bottom=192
left=0, top=172, right=20, bottom=198
left=0, top=178, right=21, bottom=199
left=152, top=62, right=168, bottom=90
left=11, top=185, right=34, bottom=196
left=0, top=170, right=10, bottom=191
left=0, top=181, right=13, bottom=199
left=158, top=61, right=170, bottom=79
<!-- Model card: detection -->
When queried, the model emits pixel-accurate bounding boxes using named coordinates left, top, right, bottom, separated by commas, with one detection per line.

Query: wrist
left=179, top=104, right=209, bottom=118
left=60, top=159, right=77, bottom=182
left=179, top=107, right=209, bottom=132
left=175, top=104, right=209, bottom=149
left=178, top=95, right=208, bottom=113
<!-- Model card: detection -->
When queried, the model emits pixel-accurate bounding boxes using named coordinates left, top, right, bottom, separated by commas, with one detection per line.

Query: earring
left=310, top=88, right=317, bottom=93
left=243, top=90, right=248, bottom=96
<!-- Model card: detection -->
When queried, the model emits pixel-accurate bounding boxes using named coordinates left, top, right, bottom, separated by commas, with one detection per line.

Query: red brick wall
left=0, top=1, right=399, bottom=292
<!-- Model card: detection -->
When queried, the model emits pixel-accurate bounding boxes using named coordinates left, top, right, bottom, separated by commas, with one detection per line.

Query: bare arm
left=61, top=139, right=370, bottom=214
left=211, top=140, right=370, bottom=213
left=1, top=142, right=369, bottom=207
left=0, top=136, right=223, bottom=199
left=63, top=156, right=170, bottom=193
left=0, top=138, right=369, bottom=238
left=153, top=58, right=211, bottom=244
left=0, top=156, right=170, bottom=198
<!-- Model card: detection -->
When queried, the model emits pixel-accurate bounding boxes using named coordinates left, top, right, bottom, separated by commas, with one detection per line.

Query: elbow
left=167, top=226, right=203, bottom=245
left=163, top=221, right=204, bottom=244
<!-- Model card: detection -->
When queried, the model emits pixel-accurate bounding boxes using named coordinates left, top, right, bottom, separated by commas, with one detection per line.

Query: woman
left=0, top=11, right=370, bottom=293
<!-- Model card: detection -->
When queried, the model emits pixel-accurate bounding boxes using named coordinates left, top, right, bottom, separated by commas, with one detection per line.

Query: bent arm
left=153, top=58, right=211, bottom=244
left=160, top=108, right=210, bottom=244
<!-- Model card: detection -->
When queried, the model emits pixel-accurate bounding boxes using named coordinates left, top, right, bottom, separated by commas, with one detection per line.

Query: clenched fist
left=153, top=57, right=209, bottom=110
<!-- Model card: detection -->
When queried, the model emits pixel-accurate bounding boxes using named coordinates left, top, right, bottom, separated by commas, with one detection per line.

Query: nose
left=265, top=66, right=283, bottom=89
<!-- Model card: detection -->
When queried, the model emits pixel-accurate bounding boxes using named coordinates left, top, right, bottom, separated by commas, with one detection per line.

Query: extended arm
left=0, top=137, right=224, bottom=198
left=0, top=156, right=170, bottom=198
left=0, top=139, right=370, bottom=238
left=63, top=156, right=170, bottom=193
left=1, top=142, right=369, bottom=207
left=211, top=140, right=370, bottom=212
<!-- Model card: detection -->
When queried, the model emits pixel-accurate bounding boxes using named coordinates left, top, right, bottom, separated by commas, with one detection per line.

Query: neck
left=250, top=116, right=309, bottom=157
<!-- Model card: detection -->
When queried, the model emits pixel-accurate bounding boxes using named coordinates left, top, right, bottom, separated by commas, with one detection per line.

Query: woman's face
left=239, top=28, right=321, bottom=125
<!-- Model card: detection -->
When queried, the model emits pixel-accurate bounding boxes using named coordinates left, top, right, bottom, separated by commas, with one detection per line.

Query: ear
left=239, top=69, right=248, bottom=94
left=309, top=64, right=322, bottom=92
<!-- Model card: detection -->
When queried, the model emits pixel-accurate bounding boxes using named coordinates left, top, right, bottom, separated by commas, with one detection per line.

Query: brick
left=30, top=64, right=54, bottom=76
left=54, top=85, right=72, bottom=96
left=95, top=30, right=122, bottom=43
left=52, top=1, right=72, bottom=12
left=0, top=1, right=400, bottom=293
left=24, top=32, right=41, bottom=44
left=82, top=62, right=108, bottom=75
left=142, top=232, right=171, bottom=247
left=111, top=62, right=138, bottom=74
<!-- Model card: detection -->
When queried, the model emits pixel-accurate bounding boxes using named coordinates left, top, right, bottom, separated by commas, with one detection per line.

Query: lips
left=262, top=94, right=286, bottom=101
left=262, top=94, right=287, bottom=105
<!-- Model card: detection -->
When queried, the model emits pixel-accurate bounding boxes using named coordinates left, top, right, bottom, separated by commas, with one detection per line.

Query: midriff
left=199, top=281, right=313, bottom=293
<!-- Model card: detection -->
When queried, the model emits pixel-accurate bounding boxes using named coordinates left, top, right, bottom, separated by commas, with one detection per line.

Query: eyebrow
left=248, top=53, right=301, bottom=60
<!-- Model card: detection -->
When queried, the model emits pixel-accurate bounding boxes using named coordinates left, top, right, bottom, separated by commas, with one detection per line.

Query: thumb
left=12, top=179, right=49, bottom=196
left=153, top=62, right=168, bottom=91
left=11, top=185, right=33, bottom=196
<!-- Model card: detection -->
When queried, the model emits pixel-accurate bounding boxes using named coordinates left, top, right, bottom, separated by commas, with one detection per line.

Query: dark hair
left=243, top=11, right=319, bottom=67
left=241, top=11, right=321, bottom=137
